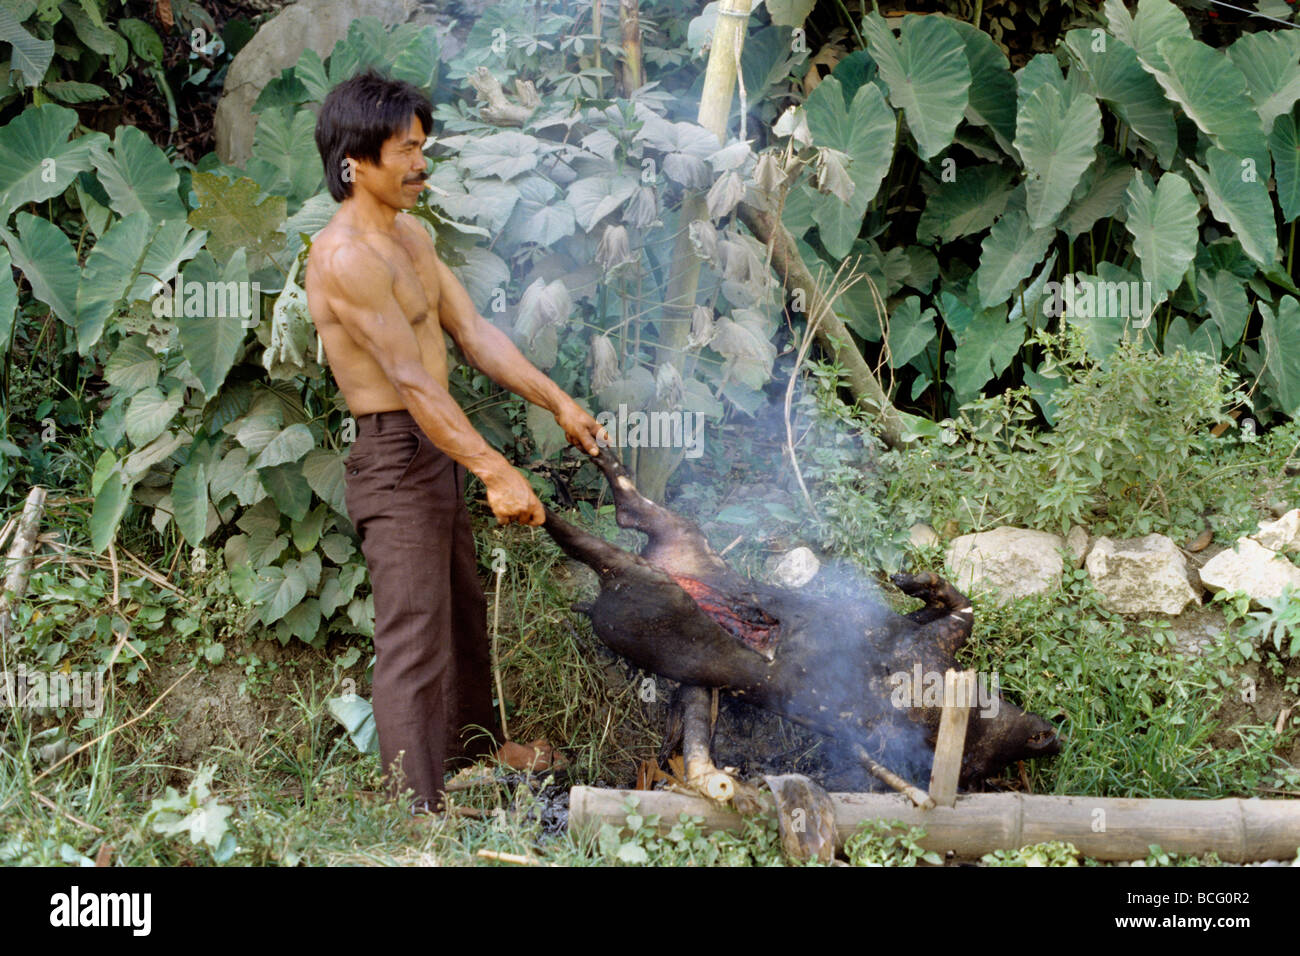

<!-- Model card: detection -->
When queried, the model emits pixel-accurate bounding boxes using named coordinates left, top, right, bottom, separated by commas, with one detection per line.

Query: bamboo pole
left=0, top=486, right=47, bottom=644
left=929, top=670, right=975, bottom=808
left=637, top=0, right=753, bottom=502
left=681, top=684, right=736, bottom=802
left=618, top=0, right=643, bottom=96
left=569, top=787, right=1300, bottom=862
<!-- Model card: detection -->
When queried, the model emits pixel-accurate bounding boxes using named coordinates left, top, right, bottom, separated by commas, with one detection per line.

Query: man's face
left=350, top=113, right=429, bottom=210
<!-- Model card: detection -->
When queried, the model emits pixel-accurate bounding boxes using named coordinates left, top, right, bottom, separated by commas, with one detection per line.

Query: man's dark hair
left=314, top=69, right=433, bottom=202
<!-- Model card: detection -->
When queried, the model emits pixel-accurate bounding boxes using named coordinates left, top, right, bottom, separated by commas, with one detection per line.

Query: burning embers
left=669, top=573, right=780, bottom=659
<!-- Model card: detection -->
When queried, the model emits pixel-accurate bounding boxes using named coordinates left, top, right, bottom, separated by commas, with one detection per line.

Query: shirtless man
left=304, top=70, right=606, bottom=812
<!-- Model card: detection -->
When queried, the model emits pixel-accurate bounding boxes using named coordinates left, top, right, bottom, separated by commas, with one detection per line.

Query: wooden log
left=681, top=684, right=736, bottom=802
left=568, top=787, right=1300, bottom=862
left=0, top=486, right=47, bottom=644
left=928, top=670, right=975, bottom=807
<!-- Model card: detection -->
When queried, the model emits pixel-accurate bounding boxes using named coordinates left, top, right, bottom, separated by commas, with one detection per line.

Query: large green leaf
left=325, top=695, right=378, bottom=755
left=947, top=18, right=1017, bottom=153
left=1187, top=148, right=1280, bottom=271
left=1227, top=29, right=1300, bottom=135
left=502, top=176, right=576, bottom=247
left=259, top=461, right=312, bottom=521
left=458, top=130, right=545, bottom=180
left=1123, top=171, right=1198, bottom=304
left=301, top=449, right=345, bottom=516
left=0, top=104, right=103, bottom=216
left=1059, top=146, right=1134, bottom=238
left=171, top=458, right=209, bottom=548
left=252, top=562, right=309, bottom=626
left=949, top=308, right=1025, bottom=400
left=75, top=211, right=153, bottom=353
left=915, top=164, right=1014, bottom=244
left=1270, top=114, right=1300, bottom=224
left=1, top=213, right=79, bottom=325
left=0, top=246, right=15, bottom=347
left=127, top=219, right=207, bottom=301
left=1145, top=37, right=1269, bottom=178
left=886, top=296, right=936, bottom=368
left=1064, top=29, right=1177, bottom=168
left=1015, top=83, right=1102, bottom=230
left=862, top=12, right=970, bottom=161
left=1258, top=296, right=1300, bottom=417
left=91, top=125, right=186, bottom=222
left=90, top=463, right=134, bottom=553
left=178, top=249, right=250, bottom=399
left=802, top=76, right=896, bottom=258
left=125, top=386, right=184, bottom=446
left=0, top=3, right=52, bottom=84
left=253, top=423, right=315, bottom=470
left=188, top=172, right=286, bottom=268
left=246, top=107, right=324, bottom=210
left=975, top=192, right=1055, bottom=308
left=566, top=174, right=639, bottom=231
left=1105, top=0, right=1190, bottom=72
left=1199, top=268, right=1249, bottom=346
left=102, top=335, right=160, bottom=396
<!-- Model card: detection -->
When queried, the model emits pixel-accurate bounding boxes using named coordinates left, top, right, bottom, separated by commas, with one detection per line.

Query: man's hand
left=554, top=399, right=609, bottom=456
left=481, top=464, right=546, bottom=526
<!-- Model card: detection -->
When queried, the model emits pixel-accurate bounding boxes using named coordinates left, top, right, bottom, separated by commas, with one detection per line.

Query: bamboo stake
left=681, top=684, right=736, bottom=802
left=929, top=669, right=975, bottom=808
left=569, top=787, right=1300, bottom=862
left=0, top=486, right=47, bottom=644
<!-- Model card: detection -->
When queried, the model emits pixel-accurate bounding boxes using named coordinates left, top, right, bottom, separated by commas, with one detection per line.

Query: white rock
left=1065, top=525, right=1089, bottom=568
left=909, top=523, right=939, bottom=549
left=945, top=527, right=1064, bottom=604
left=1199, top=538, right=1300, bottom=606
left=772, top=547, right=819, bottom=588
left=1085, top=534, right=1200, bottom=615
left=1251, top=508, right=1300, bottom=553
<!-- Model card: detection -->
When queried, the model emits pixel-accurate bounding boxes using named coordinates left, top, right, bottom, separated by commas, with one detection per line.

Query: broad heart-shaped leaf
left=802, top=76, right=896, bottom=258
left=886, top=296, right=936, bottom=368
left=862, top=12, right=970, bottom=161
left=245, top=107, right=324, bottom=212
left=252, top=562, right=310, bottom=626
left=325, top=695, right=378, bottom=755
left=260, top=461, right=312, bottom=522
left=188, top=172, right=286, bottom=269
left=1015, top=83, right=1102, bottom=230
left=301, top=448, right=346, bottom=515
left=502, top=175, right=576, bottom=247
left=1015, top=53, right=1088, bottom=114
left=1066, top=262, right=1157, bottom=362
left=450, top=245, right=509, bottom=315
left=1059, top=146, right=1134, bottom=238
left=178, top=248, right=250, bottom=399
left=125, top=386, right=184, bottom=446
left=90, top=125, right=186, bottom=223
left=253, top=423, right=315, bottom=470
left=126, top=219, right=208, bottom=302
left=1104, top=0, right=1190, bottom=72
left=74, top=211, right=153, bottom=353
left=171, top=457, right=209, bottom=548
left=0, top=246, right=16, bottom=348
left=458, top=130, right=546, bottom=180
left=975, top=191, right=1055, bottom=309
left=293, top=48, right=331, bottom=104
left=1270, top=114, right=1300, bottom=224
left=1227, top=29, right=1300, bottom=135
left=1123, top=171, right=1198, bottom=304
left=1064, top=30, right=1177, bottom=168
left=0, top=4, right=53, bottom=84
left=915, top=164, right=1015, bottom=244
left=566, top=174, right=639, bottom=231
left=0, top=105, right=103, bottom=216
left=1146, top=37, right=1270, bottom=179
left=90, top=464, right=134, bottom=554
left=948, top=307, right=1025, bottom=401
left=103, top=335, right=160, bottom=396
left=283, top=191, right=339, bottom=259
left=1199, top=268, right=1249, bottom=346
left=0, top=214, right=79, bottom=326
left=947, top=18, right=1017, bottom=154
left=1258, top=297, right=1300, bottom=417
left=1187, top=148, right=1280, bottom=271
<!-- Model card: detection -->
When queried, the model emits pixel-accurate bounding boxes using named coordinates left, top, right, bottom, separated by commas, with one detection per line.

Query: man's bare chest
left=387, top=233, right=441, bottom=327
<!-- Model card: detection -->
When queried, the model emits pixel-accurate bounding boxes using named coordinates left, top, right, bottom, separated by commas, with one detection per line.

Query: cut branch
left=0, top=486, right=47, bottom=644
left=468, top=67, right=539, bottom=127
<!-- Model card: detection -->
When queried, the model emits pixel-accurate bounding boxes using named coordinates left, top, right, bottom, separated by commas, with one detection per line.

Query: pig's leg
left=892, top=571, right=973, bottom=651
left=542, top=507, right=637, bottom=578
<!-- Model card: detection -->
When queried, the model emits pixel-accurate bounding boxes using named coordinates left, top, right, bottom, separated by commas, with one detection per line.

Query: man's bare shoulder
left=308, top=220, right=396, bottom=286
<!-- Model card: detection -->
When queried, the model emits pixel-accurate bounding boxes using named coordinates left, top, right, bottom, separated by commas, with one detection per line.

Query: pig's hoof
left=891, top=571, right=943, bottom=600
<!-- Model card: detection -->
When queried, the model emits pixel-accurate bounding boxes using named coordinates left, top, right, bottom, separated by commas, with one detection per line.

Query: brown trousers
left=344, top=409, right=500, bottom=810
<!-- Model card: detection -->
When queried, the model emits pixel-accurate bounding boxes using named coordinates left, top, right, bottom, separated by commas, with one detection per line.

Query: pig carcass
left=542, top=448, right=1060, bottom=792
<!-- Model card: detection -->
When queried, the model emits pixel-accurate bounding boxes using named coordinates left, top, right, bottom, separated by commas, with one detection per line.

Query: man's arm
left=321, top=242, right=544, bottom=525
left=426, top=236, right=607, bottom=455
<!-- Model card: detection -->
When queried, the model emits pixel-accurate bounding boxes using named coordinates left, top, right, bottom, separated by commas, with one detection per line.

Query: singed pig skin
left=543, top=449, right=1060, bottom=787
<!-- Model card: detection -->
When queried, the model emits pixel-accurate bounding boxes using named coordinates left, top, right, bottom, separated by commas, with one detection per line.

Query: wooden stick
left=0, top=486, right=47, bottom=643
left=476, top=848, right=540, bottom=865
left=681, top=685, right=736, bottom=802
left=569, top=787, right=1300, bottom=862
left=929, top=669, right=975, bottom=807
left=853, top=743, right=935, bottom=809
left=34, top=792, right=103, bottom=835
left=490, top=564, right=509, bottom=742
